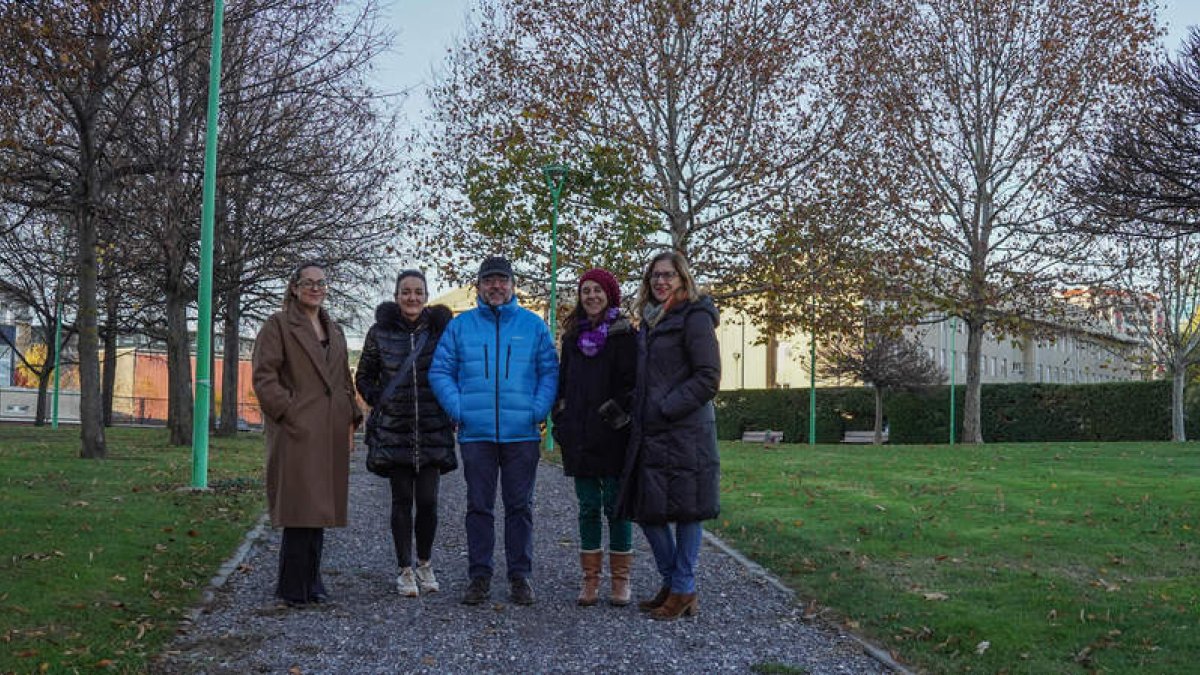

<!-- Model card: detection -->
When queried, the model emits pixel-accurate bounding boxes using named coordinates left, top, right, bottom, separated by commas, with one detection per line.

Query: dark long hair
left=282, top=260, right=327, bottom=310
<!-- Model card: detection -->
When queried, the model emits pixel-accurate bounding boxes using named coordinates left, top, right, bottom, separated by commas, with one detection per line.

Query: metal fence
left=0, top=387, right=262, bottom=429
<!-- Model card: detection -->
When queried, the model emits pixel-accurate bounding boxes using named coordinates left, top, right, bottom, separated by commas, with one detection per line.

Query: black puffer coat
left=552, top=315, right=636, bottom=478
left=617, top=296, right=721, bottom=525
left=355, top=303, right=456, bottom=473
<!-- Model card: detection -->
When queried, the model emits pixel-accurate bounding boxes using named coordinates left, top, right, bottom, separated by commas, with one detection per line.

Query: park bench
left=841, top=429, right=888, bottom=444
left=741, top=430, right=784, bottom=445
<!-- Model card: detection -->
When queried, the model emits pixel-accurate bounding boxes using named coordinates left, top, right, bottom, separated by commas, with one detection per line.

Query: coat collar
left=285, top=302, right=336, bottom=391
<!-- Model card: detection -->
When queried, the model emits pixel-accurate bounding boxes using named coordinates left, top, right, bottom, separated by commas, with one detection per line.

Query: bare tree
left=0, top=211, right=79, bottom=425
left=821, top=330, right=946, bottom=444
left=858, top=0, right=1158, bottom=443
left=1076, top=29, right=1200, bottom=239
left=0, top=0, right=189, bottom=457
left=1073, top=29, right=1200, bottom=440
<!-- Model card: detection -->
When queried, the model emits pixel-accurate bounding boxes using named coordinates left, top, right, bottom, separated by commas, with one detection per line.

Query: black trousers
left=389, top=465, right=441, bottom=568
left=277, top=527, right=326, bottom=603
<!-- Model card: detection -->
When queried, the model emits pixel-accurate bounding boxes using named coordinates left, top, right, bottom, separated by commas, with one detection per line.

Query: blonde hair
left=633, top=250, right=700, bottom=319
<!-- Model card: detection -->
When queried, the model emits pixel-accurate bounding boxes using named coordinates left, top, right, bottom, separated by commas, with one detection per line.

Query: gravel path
left=153, top=447, right=897, bottom=674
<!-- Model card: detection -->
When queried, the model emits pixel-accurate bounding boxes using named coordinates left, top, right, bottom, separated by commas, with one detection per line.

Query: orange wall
left=128, top=353, right=260, bottom=424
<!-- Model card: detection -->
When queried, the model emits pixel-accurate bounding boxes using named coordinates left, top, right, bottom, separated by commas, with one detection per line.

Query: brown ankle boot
left=608, top=551, right=632, bottom=607
left=650, top=592, right=698, bottom=620
left=577, top=551, right=603, bottom=606
left=637, top=585, right=670, bottom=612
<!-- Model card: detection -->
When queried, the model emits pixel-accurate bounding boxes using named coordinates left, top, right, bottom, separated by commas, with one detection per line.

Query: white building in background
left=715, top=304, right=1145, bottom=391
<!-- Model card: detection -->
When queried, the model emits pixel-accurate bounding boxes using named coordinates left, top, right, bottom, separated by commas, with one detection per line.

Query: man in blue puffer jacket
left=429, top=255, right=558, bottom=606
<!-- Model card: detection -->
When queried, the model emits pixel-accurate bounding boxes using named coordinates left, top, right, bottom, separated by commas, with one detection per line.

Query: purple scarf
left=577, top=307, right=620, bottom=357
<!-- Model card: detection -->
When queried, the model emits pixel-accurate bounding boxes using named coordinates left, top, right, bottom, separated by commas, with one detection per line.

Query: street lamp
left=541, top=163, right=569, bottom=452
left=191, top=0, right=227, bottom=489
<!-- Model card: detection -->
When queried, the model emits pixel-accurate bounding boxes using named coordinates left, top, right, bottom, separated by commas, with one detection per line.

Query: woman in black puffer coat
left=355, top=269, right=456, bottom=598
left=616, top=251, right=720, bottom=621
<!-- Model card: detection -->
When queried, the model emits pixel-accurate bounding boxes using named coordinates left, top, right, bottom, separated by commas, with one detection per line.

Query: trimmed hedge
left=715, top=380, right=1198, bottom=443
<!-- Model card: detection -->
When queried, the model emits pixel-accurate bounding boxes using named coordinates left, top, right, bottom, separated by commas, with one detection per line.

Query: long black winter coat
left=355, top=303, right=456, bottom=473
left=552, top=315, right=636, bottom=478
left=617, top=296, right=721, bottom=525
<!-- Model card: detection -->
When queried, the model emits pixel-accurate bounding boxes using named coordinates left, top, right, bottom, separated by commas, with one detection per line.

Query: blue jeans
left=640, top=521, right=703, bottom=594
left=460, top=441, right=540, bottom=581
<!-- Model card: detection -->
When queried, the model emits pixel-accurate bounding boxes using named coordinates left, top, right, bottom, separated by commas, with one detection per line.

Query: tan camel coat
left=252, top=303, right=362, bottom=528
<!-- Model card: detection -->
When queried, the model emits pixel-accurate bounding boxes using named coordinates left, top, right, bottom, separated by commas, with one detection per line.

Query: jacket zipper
left=505, top=344, right=512, bottom=379
left=494, top=307, right=502, bottom=441
left=410, top=330, right=420, bottom=472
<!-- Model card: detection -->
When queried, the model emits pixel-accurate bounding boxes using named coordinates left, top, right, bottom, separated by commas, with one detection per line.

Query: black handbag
left=365, top=332, right=428, bottom=476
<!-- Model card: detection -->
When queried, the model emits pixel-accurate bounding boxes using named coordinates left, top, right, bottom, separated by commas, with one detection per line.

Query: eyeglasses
left=296, top=279, right=328, bottom=291
left=650, top=271, right=678, bottom=281
left=480, top=275, right=512, bottom=286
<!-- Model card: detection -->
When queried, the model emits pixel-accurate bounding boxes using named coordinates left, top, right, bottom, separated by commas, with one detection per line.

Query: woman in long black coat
left=552, top=268, right=637, bottom=607
left=355, top=269, right=456, bottom=598
left=616, top=251, right=720, bottom=621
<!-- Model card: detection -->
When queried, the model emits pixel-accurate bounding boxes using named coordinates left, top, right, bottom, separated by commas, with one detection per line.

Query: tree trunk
left=76, top=197, right=106, bottom=458
left=1171, top=363, right=1186, bottom=442
left=873, top=386, right=884, bottom=445
left=961, top=317, right=984, bottom=444
left=165, top=290, right=194, bottom=446
left=35, top=368, right=50, bottom=427
left=216, top=285, right=242, bottom=436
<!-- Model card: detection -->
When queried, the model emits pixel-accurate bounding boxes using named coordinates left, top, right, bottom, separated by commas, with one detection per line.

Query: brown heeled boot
left=577, top=551, right=603, bottom=606
left=608, top=551, right=633, bottom=607
left=649, top=592, right=698, bottom=620
left=637, top=585, right=671, bottom=612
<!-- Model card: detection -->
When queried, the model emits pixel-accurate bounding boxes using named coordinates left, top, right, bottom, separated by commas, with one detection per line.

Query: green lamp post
left=191, top=0, right=227, bottom=489
left=541, top=163, right=569, bottom=452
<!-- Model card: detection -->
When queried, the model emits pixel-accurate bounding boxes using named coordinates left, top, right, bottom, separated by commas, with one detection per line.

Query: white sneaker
left=397, top=567, right=419, bottom=597
left=415, top=562, right=440, bottom=593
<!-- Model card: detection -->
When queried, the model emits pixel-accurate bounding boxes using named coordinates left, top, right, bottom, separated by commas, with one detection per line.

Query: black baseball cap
left=477, top=256, right=514, bottom=281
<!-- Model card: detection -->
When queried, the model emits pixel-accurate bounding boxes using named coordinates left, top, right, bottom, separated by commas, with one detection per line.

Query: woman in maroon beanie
left=552, top=268, right=638, bottom=606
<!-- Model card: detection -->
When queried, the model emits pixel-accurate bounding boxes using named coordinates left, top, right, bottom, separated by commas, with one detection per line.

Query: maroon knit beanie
left=579, top=268, right=621, bottom=308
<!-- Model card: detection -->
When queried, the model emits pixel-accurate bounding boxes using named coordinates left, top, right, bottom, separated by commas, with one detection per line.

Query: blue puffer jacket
left=429, top=294, right=559, bottom=443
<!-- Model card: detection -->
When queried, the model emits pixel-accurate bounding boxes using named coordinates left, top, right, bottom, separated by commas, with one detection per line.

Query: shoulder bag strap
left=377, top=331, right=430, bottom=405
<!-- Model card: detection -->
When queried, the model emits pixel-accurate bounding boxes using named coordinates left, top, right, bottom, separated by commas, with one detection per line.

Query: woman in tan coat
left=252, top=261, right=362, bottom=606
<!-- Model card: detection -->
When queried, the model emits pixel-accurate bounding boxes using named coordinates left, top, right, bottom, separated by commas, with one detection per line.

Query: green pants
left=574, top=476, right=632, bottom=552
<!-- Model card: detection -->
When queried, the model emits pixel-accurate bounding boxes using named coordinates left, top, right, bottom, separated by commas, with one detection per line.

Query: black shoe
left=462, top=577, right=491, bottom=605
left=510, top=577, right=535, bottom=605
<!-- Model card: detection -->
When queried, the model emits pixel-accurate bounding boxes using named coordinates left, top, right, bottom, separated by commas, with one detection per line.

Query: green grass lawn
left=0, top=425, right=265, bottom=674
left=710, top=440, right=1200, bottom=674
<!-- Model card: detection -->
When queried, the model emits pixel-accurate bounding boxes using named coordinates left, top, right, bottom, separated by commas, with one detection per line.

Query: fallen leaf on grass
left=975, top=640, right=990, bottom=655
left=922, top=592, right=949, bottom=601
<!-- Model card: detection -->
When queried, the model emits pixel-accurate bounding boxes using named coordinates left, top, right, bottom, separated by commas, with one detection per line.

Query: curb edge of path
left=184, top=511, right=271, bottom=625
left=702, top=529, right=914, bottom=675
